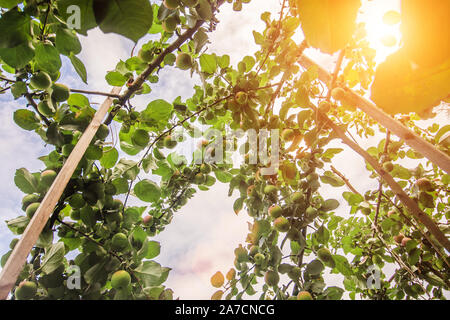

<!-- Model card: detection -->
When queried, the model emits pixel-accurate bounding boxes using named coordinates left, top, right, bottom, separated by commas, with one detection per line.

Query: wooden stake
left=298, top=54, right=450, bottom=174
left=0, top=87, right=121, bottom=300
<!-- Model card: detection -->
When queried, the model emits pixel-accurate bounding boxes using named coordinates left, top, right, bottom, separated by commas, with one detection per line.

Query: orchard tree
left=0, top=0, right=449, bottom=300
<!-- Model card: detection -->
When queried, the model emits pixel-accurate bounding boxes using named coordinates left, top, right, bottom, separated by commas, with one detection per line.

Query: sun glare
left=359, top=0, right=402, bottom=63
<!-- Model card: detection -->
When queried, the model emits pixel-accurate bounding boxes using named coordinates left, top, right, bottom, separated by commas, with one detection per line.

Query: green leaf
left=13, top=109, right=40, bottom=131
left=100, top=147, right=119, bottom=169
left=322, top=148, right=343, bottom=160
left=0, top=0, right=22, bottom=9
left=6, top=216, right=29, bottom=234
left=84, top=262, right=107, bottom=285
left=14, top=168, right=38, bottom=194
left=56, top=27, right=82, bottom=56
left=0, top=42, right=34, bottom=69
left=35, top=43, right=62, bottom=74
left=316, top=226, right=330, bottom=244
left=141, top=99, right=173, bottom=124
left=193, top=28, right=209, bottom=54
left=218, top=55, right=230, bottom=69
left=112, top=177, right=130, bottom=194
left=93, top=0, right=153, bottom=42
left=0, top=10, right=31, bottom=48
left=332, top=254, right=353, bottom=277
left=320, top=171, right=345, bottom=187
left=41, top=242, right=65, bottom=274
left=342, top=192, right=364, bottom=206
left=199, top=54, right=217, bottom=74
left=69, top=54, right=88, bottom=84
left=134, top=179, right=161, bottom=203
left=297, top=0, right=361, bottom=53
left=146, top=241, right=161, bottom=259
left=305, top=259, right=324, bottom=276
left=435, top=125, right=450, bottom=144
left=253, top=31, right=264, bottom=45
left=392, top=165, right=412, bottom=180
left=242, top=56, right=255, bottom=72
left=67, top=93, right=90, bottom=107
left=36, top=230, right=54, bottom=249
left=233, top=197, right=244, bottom=214
left=105, top=71, right=127, bottom=86
left=11, top=81, right=27, bottom=99
left=148, top=4, right=163, bottom=34
left=323, top=286, right=344, bottom=300
left=214, top=170, right=232, bottom=183
left=134, top=260, right=170, bottom=287
left=322, top=199, right=340, bottom=211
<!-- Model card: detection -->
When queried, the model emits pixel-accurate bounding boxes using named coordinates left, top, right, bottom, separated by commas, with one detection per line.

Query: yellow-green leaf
left=296, top=0, right=361, bottom=54
left=211, top=271, right=224, bottom=288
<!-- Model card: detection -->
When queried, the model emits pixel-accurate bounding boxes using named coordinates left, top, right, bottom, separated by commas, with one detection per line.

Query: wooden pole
left=298, top=54, right=450, bottom=174
left=0, top=87, right=121, bottom=299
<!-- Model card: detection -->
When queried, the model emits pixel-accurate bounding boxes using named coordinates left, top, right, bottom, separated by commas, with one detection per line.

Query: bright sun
left=359, top=0, right=403, bottom=63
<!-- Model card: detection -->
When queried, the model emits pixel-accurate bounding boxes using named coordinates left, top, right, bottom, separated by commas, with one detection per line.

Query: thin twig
left=330, top=165, right=361, bottom=196
left=374, top=130, right=390, bottom=226
left=0, top=76, right=16, bottom=83
left=71, top=88, right=121, bottom=98
left=326, top=49, right=346, bottom=101
left=0, top=86, right=11, bottom=93
left=256, top=0, right=287, bottom=75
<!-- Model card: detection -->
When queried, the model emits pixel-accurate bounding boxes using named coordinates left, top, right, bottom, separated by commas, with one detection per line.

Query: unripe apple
left=331, top=87, right=346, bottom=101
left=401, top=236, right=412, bottom=247
left=143, top=215, right=154, bottom=226
left=15, top=281, right=37, bottom=300
left=195, top=0, right=213, bottom=21
left=274, top=217, right=289, bottom=233
left=415, top=178, right=434, bottom=192
left=138, top=48, right=153, bottom=63
left=26, top=202, right=40, bottom=218
left=111, top=270, right=131, bottom=290
left=235, top=91, right=248, bottom=105
left=131, top=129, right=150, bottom=148
left=297, top=291, right=313, bottom=300
left=263, top=184, right=278, bottom=195
left=181, top=0, right=198, bottom=7
left=281, top=129, right=294, bottom=141
left=318, top=100, right=331, bottom=113
left=111, top=233, right=128, bottom=251
left=51, top=83, right=70, bottom=102
left=254, top=253, right=265, bottom=265
left=176, top=52, right=193, bottom=70
left=30, top=71, right=52, bottom=90
left=268, top=205, right=282, bottom=219
left=163, top=0, right=180, bottom=10
left=393, top=234, right=404, bottom=244
left=162, top=15, right=179, bottom=33
left=383, top=161, right=394, bottom=172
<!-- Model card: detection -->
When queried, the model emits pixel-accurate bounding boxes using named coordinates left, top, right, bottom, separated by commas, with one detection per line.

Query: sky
left=0, top=0, right=447, bottom=300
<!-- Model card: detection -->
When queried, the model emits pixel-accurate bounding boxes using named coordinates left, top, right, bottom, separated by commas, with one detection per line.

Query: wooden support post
left=298, top=54, right=450, bottom=174
left=0, top=87, right=121, bottom=300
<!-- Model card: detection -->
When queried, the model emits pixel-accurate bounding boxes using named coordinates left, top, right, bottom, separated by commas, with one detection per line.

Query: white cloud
left=0, top=99, right=49, bottom=257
